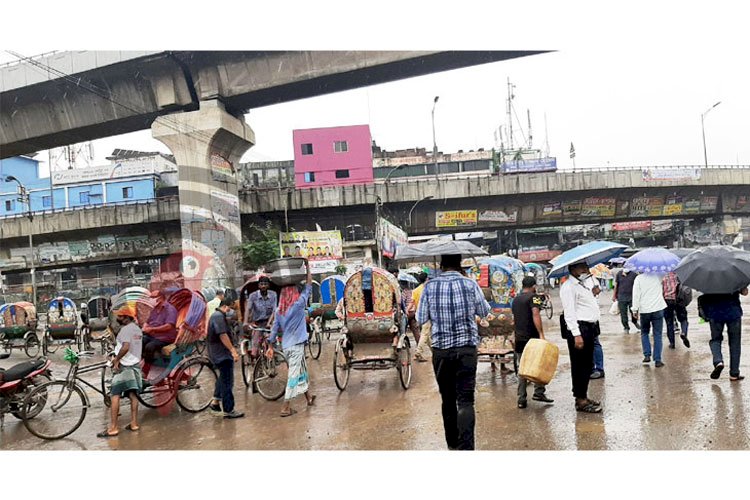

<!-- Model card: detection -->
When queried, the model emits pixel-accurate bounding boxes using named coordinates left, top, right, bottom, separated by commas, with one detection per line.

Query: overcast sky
left=2, top=2, right=748, bottom=175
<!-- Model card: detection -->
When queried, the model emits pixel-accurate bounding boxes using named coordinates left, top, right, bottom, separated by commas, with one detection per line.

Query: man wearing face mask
left=560, top=261, right=602, bottom=413
left=208, top=298, right=244, bottom=419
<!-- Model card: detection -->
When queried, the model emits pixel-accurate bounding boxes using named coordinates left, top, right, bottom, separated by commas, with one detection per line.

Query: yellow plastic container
left=518, top=338, right=559, bottom=385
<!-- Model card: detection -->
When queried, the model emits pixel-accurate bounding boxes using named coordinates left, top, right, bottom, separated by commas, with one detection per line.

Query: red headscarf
left=278, top=285, right=301, bottom=316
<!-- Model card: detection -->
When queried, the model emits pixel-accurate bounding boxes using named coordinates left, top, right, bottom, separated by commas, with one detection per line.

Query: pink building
left=293, top=125, right=373, bottom=188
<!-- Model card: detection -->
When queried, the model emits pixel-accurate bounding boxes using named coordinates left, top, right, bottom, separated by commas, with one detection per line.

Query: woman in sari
left=269, top=260, right=317, bottom=417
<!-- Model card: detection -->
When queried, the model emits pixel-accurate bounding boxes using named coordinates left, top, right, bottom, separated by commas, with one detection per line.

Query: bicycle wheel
left=137, top=379, right=174, bottom=409
left=241, top=342, right=253, bottom=387
left=45, top=333, right=59, bottom=354
left=546, top=301, right=554, bottom=320
left=22, top=381, right=88, bottom=440
left=195, top=339, right=207, bottom=356
left=24, top=334, right=40, bottom=358
left=253, top=351, right=288, bottom=401
left=82, top=327, right=92, bottom=351
left=307, top=325, right=322, bottom=360
left=398, top=337, right=412, bottom=390
left=333, top=337, right=350, bottom=391
left=176, top=357, right=218, bottom=412
left=11, top=374, right=52, bottom=419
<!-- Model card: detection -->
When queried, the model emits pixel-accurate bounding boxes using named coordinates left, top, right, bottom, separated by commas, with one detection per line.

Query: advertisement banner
left=436, top=210, right=477, bottom=228
left=51, top=162, right=157, bottom=185
left=663, top=195, right=684, bottom=216
left=518, top=249, right=562, bottom=262
left=612, top=221, right=652, bottom=232
left=280, top=231, right=343, bottom=274
left=700, top=196, right=718, bottom=211
left=541, top=202, right=562, bottom=217
left=581, top=197, right=616, bottom=217
left=478, top=209, right=517, bottom=223
left=380, top=218, right=408, bottom=259
left=630, top=196, right=664, bottom=217
left=501, top=157, right=557, bottom=174
left=684, top=198, right=701, bottom=214
left=735, top=195, right=748, bottom=211
left=652, top=220, right=674, bottom=232
left=642, top=167, right=701, bottom=182
left=563, top=200, right=582, bottom=217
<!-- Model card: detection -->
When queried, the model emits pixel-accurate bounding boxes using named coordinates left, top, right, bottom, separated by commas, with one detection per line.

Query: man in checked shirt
left=416, top=254, right=491, bottom=450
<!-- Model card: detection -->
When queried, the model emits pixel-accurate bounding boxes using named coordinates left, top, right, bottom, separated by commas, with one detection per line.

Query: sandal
left=576, top=402, right=602, bottom=413
left=280, top=408, right=297, bottom=417
left=125, top=423, right=140, bottom=432
left=730, top=375, right=745, bottom=381
left=307, top=395, right=317, bottom=406
left=96, top=430, right=119, bottom=438
left=710, top=363, right=724, bottom=380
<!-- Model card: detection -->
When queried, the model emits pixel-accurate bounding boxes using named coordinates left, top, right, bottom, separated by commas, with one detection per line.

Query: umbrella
left=674, top=246, right=750, bottom=294
left=394, top=239, right=488, bottom=262
left=668, top=248, right=695, bottom=259
left=548, top=241, right=628, bottom=279
left=608, top=256, right=627, bottom=264
left=397, top=271, right=419, bottom=284
left=625, top=247, right=681, bottom=274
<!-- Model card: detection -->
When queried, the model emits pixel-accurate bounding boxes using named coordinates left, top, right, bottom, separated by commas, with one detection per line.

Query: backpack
left=676, top=285, right=693, bottom=307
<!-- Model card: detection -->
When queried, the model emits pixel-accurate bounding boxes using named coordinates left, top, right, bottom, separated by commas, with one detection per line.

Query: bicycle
left=539, top=293, right=554, bottom=320
left=239, top=327, right=288, bottom=401
left=307, top=317, right=323, bottom=360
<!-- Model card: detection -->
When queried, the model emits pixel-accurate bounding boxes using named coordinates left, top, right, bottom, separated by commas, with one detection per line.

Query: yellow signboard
left=436, top=210, right=478, bottom=228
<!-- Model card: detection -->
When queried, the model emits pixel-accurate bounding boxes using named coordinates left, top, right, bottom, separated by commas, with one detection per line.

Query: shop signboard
left=436, top=210, right=478, bottom=228
left=581, top=197, right=616, bottom=217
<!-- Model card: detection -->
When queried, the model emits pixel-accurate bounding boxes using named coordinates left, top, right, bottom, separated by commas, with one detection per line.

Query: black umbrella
left=668, top=248, right=695, bottom=260
left=674, top=246, right=750, bottom=293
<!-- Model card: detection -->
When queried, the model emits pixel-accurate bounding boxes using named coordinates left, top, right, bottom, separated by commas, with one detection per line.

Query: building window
left=42, top=196, right=52, bottom=208
left=334, top=141, right=348, bottom=153
left=335, top=169, right=350, bottom=179
left=5, top=200, right=13, bottom=211
left=80, top=191, right=90, bottom=204
left=304, top=172, right=316, bottom=183
left=301, top=143, right=314, bottom=155
left=122, top=187, right=133, bottom=199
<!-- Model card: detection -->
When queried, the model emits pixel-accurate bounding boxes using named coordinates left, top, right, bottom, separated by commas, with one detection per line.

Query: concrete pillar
left=152, top=100, right=255, bottom=291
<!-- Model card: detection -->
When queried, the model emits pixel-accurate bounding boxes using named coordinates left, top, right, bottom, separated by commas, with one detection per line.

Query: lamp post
left=431, top=96, right=439, bottom=181
left=701, top=101, right=721, bottom=168
left=408, top=195, right=434, bottom=227
left=4, top=175, right=36, bottom=309
left=384, top=163, right=407, bottom=183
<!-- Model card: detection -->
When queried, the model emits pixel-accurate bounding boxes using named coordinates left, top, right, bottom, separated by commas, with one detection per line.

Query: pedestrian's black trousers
left=565, top=321, right=599, bottom=400
left=432, top=346, right=478, bottom=450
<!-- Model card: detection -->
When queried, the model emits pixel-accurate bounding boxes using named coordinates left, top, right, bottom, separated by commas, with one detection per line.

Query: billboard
left=541, top=202, right=562, bottom=217
left=612, top=221, right=652, bottom=232
left=630, top=196, right=665, bottom=217
left=478, top=209, right=517, bottom=223
left=380, top=218, right=408, bottom=259
left=501, top=157, right=557, bottom=174
left=518, top=248, right=561, bottom=262
left=280, top=230, right=343, bottom=274
left=563, top=200, right=582, bottom=217
left=436, top=210, right=477, bottom=228
left=642, top=167, right=701, bottom=182
left=663, top=195, right=684, bottom=216
left=581, top=197, right=616, bottom=217
left=51, top=162, right=157, bottom=185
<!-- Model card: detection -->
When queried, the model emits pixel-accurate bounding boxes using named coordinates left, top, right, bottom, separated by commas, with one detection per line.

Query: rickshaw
left=102, top=288, right=217, bottom=412
left=309, top=275, right=346, bottom=340
left=0, top=302, right=40, bottom=358
left=333, top=266, right=412, bottom=391
left=42, top=297, right=82, bottom=355
left=80, top=295, right=114, bottom=354
left=524, top=262, right=554, bottom=319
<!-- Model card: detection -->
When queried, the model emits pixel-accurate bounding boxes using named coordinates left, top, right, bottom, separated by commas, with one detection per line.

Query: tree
left=335, top=264, right=348, bottom=276
left=234, top=222, right=281, bottom=271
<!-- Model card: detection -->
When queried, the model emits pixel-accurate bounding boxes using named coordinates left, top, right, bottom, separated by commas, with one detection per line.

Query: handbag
left=609, top=300, right=619, bottom=316
left=559, top=314, right=572, bottom=340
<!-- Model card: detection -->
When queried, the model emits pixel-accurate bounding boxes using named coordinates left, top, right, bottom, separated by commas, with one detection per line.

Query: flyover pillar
left=152, top=100, right=254, bottom=291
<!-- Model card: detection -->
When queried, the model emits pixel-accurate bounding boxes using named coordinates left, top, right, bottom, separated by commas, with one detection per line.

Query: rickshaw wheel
left=24, top=334, right=40, bottom=358
left=253, top=351, right=288, bottom=401
left=333, top=337, right=350, bottom=391
left=136, top=378, right=175, bottom=408
left=1, top=340, right=11, bottom=356
left=176, top=357, right=218, bottom=412
left=398, top=337, right=412, bottom=390
left=307, top=319, right=322, bottom=360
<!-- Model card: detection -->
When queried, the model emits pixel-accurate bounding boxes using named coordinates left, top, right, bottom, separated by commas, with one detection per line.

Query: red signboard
left=519, top=249, right=562, bottom=263
left=612, top=221, right=652, bottom=231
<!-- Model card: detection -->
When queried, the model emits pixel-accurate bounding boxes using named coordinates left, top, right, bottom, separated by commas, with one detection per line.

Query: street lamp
left=701, top=101, right=721, bottom=168
left=3, top=175, right=36, bottom=308
left=431, top=96, right=440, bottom=180
left=408, top=195, right=434, bottom=227
left=384, top=163, right=407, bottom=183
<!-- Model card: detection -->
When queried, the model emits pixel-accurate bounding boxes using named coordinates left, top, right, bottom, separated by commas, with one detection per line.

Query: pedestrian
left=243, top=276, right=277, bottom=358
left=614, top=268, right=639, bottom=333
left=205, top=289, right=225, bottom=324
left=583, top=275, right=605, bottom=379
left=416, top=254, right=491, bottom=450
left=662, top=271, right=691, bottom=349
left=698, top=286, right=749, bottom=381
left=631, top=272, right=668, bottom=367
left=141, top=289, right=178, bottom=363
left=560, top=261, right=602, bottom=413
left=512, top=276, right=554, bottom=408
left=412, top=273, right=433, bottom=362
left=97, top=306, right=143, bottom=438
left=207, top=297, right=244, bottom=419
left=270, top=262, right=317, bottom=417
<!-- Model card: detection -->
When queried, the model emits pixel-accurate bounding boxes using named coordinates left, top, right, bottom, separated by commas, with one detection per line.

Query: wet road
left=2, top=293, right=750, bottom=450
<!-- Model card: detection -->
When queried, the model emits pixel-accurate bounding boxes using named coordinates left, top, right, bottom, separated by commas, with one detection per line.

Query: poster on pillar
left=209, top=190, right=242, bottom=245
left=210, top=153, right=236, bottom=183
left=380, top=218, right=408, bottom=259
left=280, top=231, right=343, bottom=274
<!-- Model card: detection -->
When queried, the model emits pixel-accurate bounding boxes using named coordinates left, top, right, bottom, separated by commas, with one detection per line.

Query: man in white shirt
left=560, top=261, right=602, bottom=413
left=631, top=273, right=668, bottom=367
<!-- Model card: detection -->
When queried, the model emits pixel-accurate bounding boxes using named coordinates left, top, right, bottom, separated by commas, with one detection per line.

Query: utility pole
left=431, top=96, right=440, bottom=182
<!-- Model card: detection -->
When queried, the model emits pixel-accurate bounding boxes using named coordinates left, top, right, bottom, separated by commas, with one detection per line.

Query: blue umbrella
left=625, top=247, right=681, bottom=274
left=608, top=256, right=627, bottom=264
left=548, top=241, right=628, bottom=278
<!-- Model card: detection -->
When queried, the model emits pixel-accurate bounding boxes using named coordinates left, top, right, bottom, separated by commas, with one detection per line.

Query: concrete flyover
left=0, top=50, right=545, bottom=158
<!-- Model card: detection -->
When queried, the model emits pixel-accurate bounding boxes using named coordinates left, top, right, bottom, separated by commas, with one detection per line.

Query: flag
left=569, top=142, right=576, bottom=159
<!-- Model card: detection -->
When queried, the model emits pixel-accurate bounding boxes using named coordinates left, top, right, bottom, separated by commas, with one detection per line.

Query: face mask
left=578, top=273, right=592, bottom=281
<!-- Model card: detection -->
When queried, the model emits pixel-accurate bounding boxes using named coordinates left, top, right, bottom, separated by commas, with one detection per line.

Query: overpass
left=1, top=166, right=747, bottom=273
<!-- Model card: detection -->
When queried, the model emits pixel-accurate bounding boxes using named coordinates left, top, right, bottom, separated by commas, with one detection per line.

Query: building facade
left=292, top=124, right=374, bottom=187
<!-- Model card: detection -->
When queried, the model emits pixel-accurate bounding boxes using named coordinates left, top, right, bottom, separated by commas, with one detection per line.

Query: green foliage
left=234, top=222, right=281, bottom=271
left=334, top=264, right=348, bottom=275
